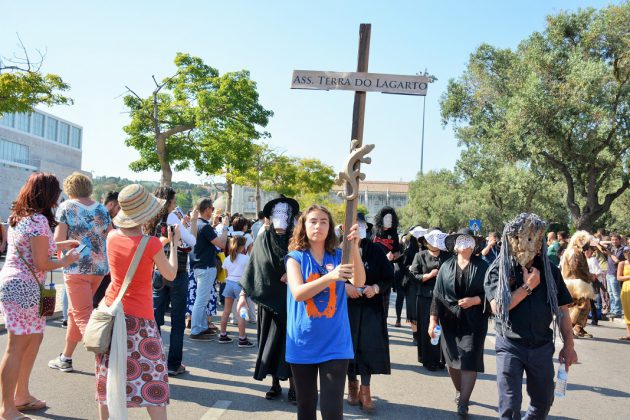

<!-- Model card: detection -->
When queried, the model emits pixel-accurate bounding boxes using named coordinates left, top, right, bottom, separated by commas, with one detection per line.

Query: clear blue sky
left=1, top=0, right=619, bottom=184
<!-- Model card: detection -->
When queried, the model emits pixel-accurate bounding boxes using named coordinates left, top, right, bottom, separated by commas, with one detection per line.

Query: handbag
left=84, top=236, right=149, bottom=354
left=14, top=239, right=56, bottom=317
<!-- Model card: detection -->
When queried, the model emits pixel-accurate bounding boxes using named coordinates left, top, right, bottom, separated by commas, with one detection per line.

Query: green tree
left=441, top=3, right=630, bottom=231
left=232, top=152, right=336, bottom=210
left=0, top=37, right=72, bottom=113
left=176, top=190, right=193, bottom=213
left=400, top=163, right=567, bottom=235
left=123, top=53, right=272, bottom=187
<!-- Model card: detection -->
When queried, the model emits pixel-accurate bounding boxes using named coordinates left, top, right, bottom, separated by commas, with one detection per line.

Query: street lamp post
left=420, top=93, right=426, bottom=175
left=418, top=69, right=429, bottom=175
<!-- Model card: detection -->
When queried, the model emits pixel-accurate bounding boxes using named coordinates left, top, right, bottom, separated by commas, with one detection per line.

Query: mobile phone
left=75, top=243, right=87, bottom=254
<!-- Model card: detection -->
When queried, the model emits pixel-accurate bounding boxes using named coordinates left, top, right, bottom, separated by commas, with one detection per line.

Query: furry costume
left=561, top=231, right=596, bottom=334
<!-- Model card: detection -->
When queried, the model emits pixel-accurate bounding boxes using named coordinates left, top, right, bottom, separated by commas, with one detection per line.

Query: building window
left=58, top=122, right=70, bottom=145
left=0, top=113, right=15, bottom=128
left=0, top=138, right=30, bottom=166
left=15, top=113, right=30, bottom=132
left=30, top=112, right=45, bottom=137
left=70, top=126, right=81, bottom=149
left=45, top=117, right=58, bottom=141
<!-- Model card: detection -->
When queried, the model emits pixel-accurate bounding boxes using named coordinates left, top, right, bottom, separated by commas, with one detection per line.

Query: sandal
left=619, top=336, right=630, bottom=341
left=15, top=398, right=46, bottom=411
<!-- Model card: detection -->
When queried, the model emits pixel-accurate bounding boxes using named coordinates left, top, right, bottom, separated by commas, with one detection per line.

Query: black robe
left=409, top=249, right=449, bottom=366
left=394, top=237, right=419, bottom=322
left=347, top=239, right=394, bottom=376
left=240, top=227, right=291, bottom=380
left=431, top=256, right=489, bottom=372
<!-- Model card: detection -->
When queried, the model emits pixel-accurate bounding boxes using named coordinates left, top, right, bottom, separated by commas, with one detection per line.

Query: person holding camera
left=145, top=187, right=197, bottom=377
left=95, top=184, right=179, bottom=420
left=188, top=198, right=228, bottom=340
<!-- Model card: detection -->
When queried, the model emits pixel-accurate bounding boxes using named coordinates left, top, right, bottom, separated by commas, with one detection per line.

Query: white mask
left=383, top=214, right=393, bottom=229
left=271, top=202, right=289, bottom=230
left=358, top=222, right=368, bottom=240
left=455, top=235, right=475, bottom=251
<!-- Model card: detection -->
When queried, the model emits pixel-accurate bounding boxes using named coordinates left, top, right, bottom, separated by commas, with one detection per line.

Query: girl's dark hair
left=9, top=172, right=61, bottom=229
left=232, top=216, right=248, bottom=232
left=289, top=205, right=337, bottom=254
left=373, top=206, right=399, bottom=237
left=229, top=235, right=247, bottom=262
left=143, top=186, right=176, bottom=234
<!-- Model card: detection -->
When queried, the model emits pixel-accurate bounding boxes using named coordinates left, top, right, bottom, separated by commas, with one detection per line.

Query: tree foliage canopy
left=440, top=3, right=630, bottom=231
left=123, top=53, right=273, bottom=186
left=0, top=39, right=72, bottom=114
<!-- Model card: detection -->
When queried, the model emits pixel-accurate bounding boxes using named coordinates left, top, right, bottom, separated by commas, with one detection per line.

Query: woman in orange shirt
left=95, top=184, right=179, bottom=420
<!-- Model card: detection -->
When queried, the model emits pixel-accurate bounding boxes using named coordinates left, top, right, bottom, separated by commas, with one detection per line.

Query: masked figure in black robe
left=345, top=214, right=394, bottom=413
left=239, top=196, right=299, bottom=403
left=410, top=228, right=449, bottom=370
left=429, top=232, right=489, bottom=418
left=393, top=226, right=420, bottom=332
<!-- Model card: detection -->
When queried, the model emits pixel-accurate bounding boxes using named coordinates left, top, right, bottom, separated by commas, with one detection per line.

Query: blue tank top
left=285, top=248, right=354, bottom=364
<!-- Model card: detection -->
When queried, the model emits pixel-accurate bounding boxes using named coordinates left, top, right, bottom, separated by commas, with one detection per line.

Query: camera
left=158, top=222, right=175, bottom=238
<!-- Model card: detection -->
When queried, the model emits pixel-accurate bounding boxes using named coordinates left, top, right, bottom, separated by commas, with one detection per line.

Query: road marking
left=200, top=400, right=232, bottom=420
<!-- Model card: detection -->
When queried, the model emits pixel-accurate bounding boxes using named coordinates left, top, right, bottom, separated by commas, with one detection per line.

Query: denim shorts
left=222, top=280, right=242, bottom=300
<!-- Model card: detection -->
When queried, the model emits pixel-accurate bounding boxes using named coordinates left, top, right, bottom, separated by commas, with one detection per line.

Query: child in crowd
left=218, top=236, right=254, bottom=347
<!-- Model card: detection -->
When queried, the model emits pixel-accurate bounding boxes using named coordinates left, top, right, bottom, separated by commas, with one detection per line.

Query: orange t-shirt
left=104, top=232, right=163, bottom=319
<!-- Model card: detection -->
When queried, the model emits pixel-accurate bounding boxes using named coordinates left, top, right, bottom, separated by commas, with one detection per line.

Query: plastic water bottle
left=239, top=307, right=249, bottom=321
left=554, top=363, right=568, bottom=397
left=431, top=326, right=441, bottom=345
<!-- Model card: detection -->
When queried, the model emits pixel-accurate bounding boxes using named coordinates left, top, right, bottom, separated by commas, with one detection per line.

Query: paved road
left=0, top=292, right=629, bottom=419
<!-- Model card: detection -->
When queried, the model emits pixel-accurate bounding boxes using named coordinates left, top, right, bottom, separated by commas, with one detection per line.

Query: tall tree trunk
left=153, top=91, right=172, bottom=187
left=255, top=168, right=261, bottom=213
left=226, top=176, right=233, bottom=214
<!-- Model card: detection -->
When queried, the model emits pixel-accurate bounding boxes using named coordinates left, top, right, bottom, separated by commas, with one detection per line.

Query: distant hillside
left=92, top=176, right=224, bottom=213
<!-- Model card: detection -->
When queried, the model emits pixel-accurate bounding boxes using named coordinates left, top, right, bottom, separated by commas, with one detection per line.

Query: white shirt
left=222, top=253, right=250, bottom=282
left=587, top=256, right=603, bottom=276
left=167, top=212, right=196, bottom=247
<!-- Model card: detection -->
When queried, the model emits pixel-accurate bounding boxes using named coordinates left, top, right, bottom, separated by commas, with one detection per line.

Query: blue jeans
left=191, top=267, right=217, bottom=335
left=495, top=336, right=555, bottom=420
left=606, top=274, right=623, bottom=315
left=153, top=269, right=189, bottom=370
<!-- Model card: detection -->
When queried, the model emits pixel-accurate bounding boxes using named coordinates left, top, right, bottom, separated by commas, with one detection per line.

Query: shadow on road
left=169, top=382, right=298, bottom=414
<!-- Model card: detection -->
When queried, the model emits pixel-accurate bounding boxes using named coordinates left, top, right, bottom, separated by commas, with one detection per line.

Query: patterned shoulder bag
left=14, top=239, right=57, bottom=317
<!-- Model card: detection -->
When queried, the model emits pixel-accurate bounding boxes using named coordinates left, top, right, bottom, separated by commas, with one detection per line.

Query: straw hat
left=113, top=184, right=165, bottom=228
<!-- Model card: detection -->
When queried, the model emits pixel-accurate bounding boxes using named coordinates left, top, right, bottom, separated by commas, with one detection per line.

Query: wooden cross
left=291, top=23, right=429, bottom=263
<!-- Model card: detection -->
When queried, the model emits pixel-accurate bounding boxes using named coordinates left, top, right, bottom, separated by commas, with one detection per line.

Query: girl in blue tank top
left=285, top=204, right=365, bottom=420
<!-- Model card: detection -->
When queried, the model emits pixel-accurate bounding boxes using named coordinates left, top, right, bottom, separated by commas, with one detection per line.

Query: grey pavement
left=0, top=288, right=628, bottom=419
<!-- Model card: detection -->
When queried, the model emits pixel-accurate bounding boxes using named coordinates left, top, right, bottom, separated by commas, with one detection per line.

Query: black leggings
left=291, top=359, right=349, bottom=420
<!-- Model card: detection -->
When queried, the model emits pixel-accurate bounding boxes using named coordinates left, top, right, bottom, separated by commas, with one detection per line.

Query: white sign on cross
left=291, top=24, right=430, bottom=263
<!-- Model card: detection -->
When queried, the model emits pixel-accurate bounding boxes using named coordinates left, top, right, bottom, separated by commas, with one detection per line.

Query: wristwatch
left=521, top=283, right=533, bottom=295
left=373, top=284, right=380, bottom=294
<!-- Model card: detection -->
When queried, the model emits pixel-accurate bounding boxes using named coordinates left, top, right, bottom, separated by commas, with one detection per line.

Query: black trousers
left=291, top=359, right=349, bottom=420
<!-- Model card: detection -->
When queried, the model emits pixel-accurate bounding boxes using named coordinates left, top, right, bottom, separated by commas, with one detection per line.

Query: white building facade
left=0, top=109, right=83, bottom=220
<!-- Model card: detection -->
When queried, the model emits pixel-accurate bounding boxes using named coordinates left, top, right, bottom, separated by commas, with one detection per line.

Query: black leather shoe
left=265, top=384, right=282, bottom=400
left=457, top=403, right=469, bottom=418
